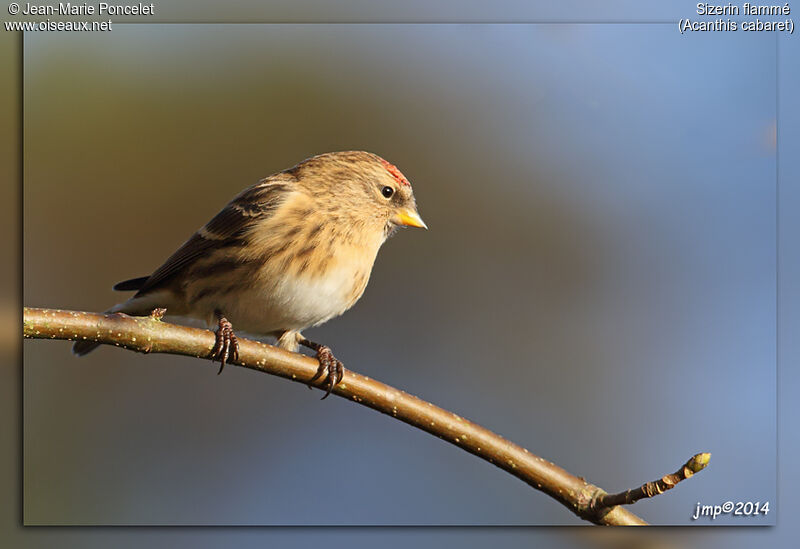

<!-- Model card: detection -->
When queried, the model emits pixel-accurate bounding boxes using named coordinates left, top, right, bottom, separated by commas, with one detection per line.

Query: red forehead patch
left=380, top=158, right=411, bottom=187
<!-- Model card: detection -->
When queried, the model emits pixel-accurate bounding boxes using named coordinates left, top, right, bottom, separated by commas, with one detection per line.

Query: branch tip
left=685, top=452, right=711, bottom=475
left=592, top=452, right=711, bottom=512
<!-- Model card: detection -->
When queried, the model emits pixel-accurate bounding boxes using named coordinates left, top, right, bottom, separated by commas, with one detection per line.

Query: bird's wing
left=134, top=179, right=293, bottom=297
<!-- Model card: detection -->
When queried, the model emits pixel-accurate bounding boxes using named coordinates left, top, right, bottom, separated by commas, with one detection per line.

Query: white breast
left=208, top=256, right=373, bottom=336
left=269, top=265, right=366, bottom=329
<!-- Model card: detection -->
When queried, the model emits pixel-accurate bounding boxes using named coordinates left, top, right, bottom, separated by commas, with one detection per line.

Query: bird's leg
left=298, top=336, right=344, bottom=400
left=210, top=310, right=239, bottom=374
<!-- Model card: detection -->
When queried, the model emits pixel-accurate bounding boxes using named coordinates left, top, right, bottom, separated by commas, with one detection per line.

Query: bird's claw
left=308, top=345, right=344, bottom=399
left=211, top=317, right=239, bottom=374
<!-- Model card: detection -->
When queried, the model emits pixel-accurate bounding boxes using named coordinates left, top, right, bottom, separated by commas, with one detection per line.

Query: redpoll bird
left=73, top=151, right=426, bottom=397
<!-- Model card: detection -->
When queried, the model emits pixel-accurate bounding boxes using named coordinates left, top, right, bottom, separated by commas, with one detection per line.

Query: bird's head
left=288, top=151, right=426, bottom=237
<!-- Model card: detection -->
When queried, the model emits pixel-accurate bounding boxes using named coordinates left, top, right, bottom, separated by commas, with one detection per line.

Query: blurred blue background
left=21, top=22, right=777, bottom=527
left=4, top=2, right=796, bottom=547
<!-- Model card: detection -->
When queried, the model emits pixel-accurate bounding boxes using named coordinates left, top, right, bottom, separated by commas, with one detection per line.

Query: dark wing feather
left=133, top=181, right=291, bottom=296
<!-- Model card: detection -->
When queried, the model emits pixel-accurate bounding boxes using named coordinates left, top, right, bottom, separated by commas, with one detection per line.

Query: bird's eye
left=381, top=186, right=395, bottom=199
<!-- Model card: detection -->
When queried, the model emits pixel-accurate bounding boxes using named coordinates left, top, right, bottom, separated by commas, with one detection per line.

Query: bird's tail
left=72, top=305, right=119, bottom=355
left=72, top=339, right=102, bottom=356
left=112, top=276, right=149, bottom=292
left=72, top=275, right=152, bottom=356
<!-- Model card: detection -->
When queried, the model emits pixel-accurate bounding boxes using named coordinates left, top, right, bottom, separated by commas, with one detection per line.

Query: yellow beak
left=393, top=208, right=428, bottom=229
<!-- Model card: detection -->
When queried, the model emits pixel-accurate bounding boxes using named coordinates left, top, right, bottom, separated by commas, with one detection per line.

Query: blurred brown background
left=22, top=24, right=775, bottom=526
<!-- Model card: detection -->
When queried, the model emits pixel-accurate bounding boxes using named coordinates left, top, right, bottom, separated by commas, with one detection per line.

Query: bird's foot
left=211, top=316, right=239, bottom=374
left=307, top=344, right=344, bottom=400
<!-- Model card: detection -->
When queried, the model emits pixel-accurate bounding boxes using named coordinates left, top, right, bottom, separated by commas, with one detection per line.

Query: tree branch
left=23, top=307, right=709, bottom=525
left=591, top=453, right=711, bottom=511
